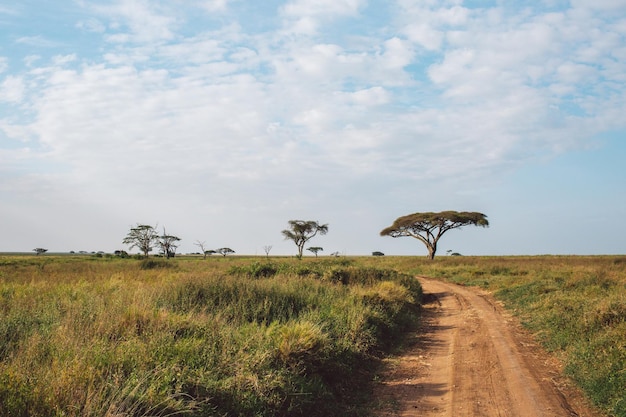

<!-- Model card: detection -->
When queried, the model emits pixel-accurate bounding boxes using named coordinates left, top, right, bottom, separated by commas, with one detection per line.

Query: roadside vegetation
left=366, top=255, right=624, bottom=417
left=0, top=255, right=420, bottom=417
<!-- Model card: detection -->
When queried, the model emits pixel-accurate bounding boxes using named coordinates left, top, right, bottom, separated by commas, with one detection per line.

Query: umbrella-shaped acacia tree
left=282, top=220, right=328, bottom=259
left=380, top=211, right=488, bottom=259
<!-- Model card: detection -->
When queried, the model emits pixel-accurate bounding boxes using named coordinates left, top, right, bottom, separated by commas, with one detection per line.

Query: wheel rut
left=373, top=277, right=603, bottom=417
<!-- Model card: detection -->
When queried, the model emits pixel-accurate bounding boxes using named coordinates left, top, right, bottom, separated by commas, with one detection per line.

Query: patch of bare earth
left=372, top=277, right=605, bottom=417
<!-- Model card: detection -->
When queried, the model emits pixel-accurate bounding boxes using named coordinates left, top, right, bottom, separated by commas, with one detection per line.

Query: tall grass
left=0, top=256, right=421, bottom=417
left=372, top=255, right=625, bottom=417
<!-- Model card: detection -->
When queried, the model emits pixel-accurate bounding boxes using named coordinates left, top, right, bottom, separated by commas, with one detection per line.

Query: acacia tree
left=157, top=229, right=181, bottom=259
left=307, top=247, right=323, bottom=257
left=215, top=247, right=235, bottom=257
left=282, top=220, right=328, bottom=259
left=122, top=224, right=159, bottom=258
left=380, top=211, right=488, bottom=260
left=33, top=248, right=48, bottom=255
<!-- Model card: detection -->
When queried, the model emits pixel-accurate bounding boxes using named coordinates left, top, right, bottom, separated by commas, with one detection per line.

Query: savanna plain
left=0, top=254, right=624, bottom=417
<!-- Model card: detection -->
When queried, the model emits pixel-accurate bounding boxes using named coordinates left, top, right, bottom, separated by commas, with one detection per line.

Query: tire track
left=374, top=277, right=602, bottom=417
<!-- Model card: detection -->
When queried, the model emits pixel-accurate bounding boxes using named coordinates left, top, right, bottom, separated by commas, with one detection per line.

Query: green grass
left=0, top=256, right=421, bottom=417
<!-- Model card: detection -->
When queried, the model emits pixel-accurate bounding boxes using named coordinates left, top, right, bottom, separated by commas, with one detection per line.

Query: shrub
left=139, top=258, right=175, bottom=270
left=228, top=262, right=279, bottom=278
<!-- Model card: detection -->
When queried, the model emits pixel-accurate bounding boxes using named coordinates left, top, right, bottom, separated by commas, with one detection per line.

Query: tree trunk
left=427, top=242, right=437, bottom=260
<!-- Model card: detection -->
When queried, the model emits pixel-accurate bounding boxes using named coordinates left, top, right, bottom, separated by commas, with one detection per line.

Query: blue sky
left=1, top=0, right=625, bottom=256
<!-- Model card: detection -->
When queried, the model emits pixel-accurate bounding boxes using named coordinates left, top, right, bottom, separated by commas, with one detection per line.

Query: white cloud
left=85, top=0, right=179, bottom=43
left=196, top=0, right=230, bottom=12
left=381, top=37, right=415, bottom=70
left=0, top=75, right=24, bottom=103
left=405, top=24, right=443, bottom=51
left=0, top=5, right=17, bottom=16
left=571, top=0, right=626, bottom=11
left=279, top=0, right=366, bottom=35
left=281, top=0, right=363, bottom=18
left=76, top=18, right=106, bottom=33
left=16, top=36, right=61, bottom=48
left=397, top=2, right=472, bottom=51
left=343, top=86, right=390, bottom=106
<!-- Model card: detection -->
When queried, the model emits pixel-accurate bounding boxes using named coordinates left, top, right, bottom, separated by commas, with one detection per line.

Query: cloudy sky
left=1, top=0, right=625, bottom=257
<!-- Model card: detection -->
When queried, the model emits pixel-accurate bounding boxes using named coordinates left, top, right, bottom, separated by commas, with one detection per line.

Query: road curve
left=374, top=277, right=602, bottom=417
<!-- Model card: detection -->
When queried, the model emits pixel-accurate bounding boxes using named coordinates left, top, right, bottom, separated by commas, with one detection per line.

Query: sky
left=1, top=0, right=625, bottom=257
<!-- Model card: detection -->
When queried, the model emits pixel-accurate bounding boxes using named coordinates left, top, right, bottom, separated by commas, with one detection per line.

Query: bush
left=139, top=258, right=175, bottom=270
left=228, top=262, right=279, bottom=278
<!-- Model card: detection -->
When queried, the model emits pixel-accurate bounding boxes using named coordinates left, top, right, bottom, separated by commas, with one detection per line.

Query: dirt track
left=374, top=277, right=603, bottom=417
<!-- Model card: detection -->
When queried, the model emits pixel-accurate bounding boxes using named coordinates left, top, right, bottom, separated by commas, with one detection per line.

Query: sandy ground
left=373, top=277, right=604, bottom=417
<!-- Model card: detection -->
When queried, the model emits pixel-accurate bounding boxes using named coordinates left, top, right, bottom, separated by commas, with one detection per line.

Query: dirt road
left=374, top=277, right=603, bottom=417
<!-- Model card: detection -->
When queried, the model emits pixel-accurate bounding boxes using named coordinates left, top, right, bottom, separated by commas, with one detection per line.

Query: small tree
left=157, top=229, right=181, bottom=259
left=33, top=248, right=48, bottom=256
left=122, top=224, right=159, bottom=258
left=380, top=211, right=488, bottom=260
left=263, top=245, right=273, bottom=258
left=215, top=247, right=235, bottom=257
left=205, top=250, right=217, bottom=257
left=307, top=247, right=323, bottom=257
left=194, top=240, right=208, bottom=259
left=281, top=220, right=328, bottom=259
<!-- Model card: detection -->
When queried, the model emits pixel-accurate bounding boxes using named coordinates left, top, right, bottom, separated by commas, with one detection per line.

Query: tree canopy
left=215, top=247, right=235, bottom=257
left=380, top=211, right=488, bottom=259
left=122, top=224, right=159, bottom=258
left=307, top=247, right=323, bottom=257
left=282, top=220, right=328, bottom=259
left=157, top=229, right=181, bottom=259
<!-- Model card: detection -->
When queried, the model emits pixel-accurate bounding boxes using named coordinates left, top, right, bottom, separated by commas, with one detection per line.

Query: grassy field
left=0, top=255, right=421, bottom=417
left=364, top=255, right=626, bottom=417
left=1, top=255, right=624, bottom=416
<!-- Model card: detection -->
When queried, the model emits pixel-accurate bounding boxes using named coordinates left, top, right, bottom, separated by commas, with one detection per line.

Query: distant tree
left=215, top=247, right=235, bottom=257
left=33, top=248, right=48, bottom=256
left=282, top=220, right=328, bottom=259
left=263, top=245, right=273, bottom=258
left=114, top=250, right=129, bottom=258
left=372, top=251, right=385, bottom=256
left=157, top=229, right=181, bottom=259
left=307, top=247, right=323, bottom=257
left=380, top=211, right=489, bottom=260
left=122, top=224, right=159, bottom=258
left=205, top=250, right=217, bottom=257
left=330, top=251, right=340, bottom=257
left=194, top=240, right=209, bottom=259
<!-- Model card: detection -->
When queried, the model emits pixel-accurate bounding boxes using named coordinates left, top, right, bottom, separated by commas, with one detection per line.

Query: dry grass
left=0, top=255, right=420, bottom=417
